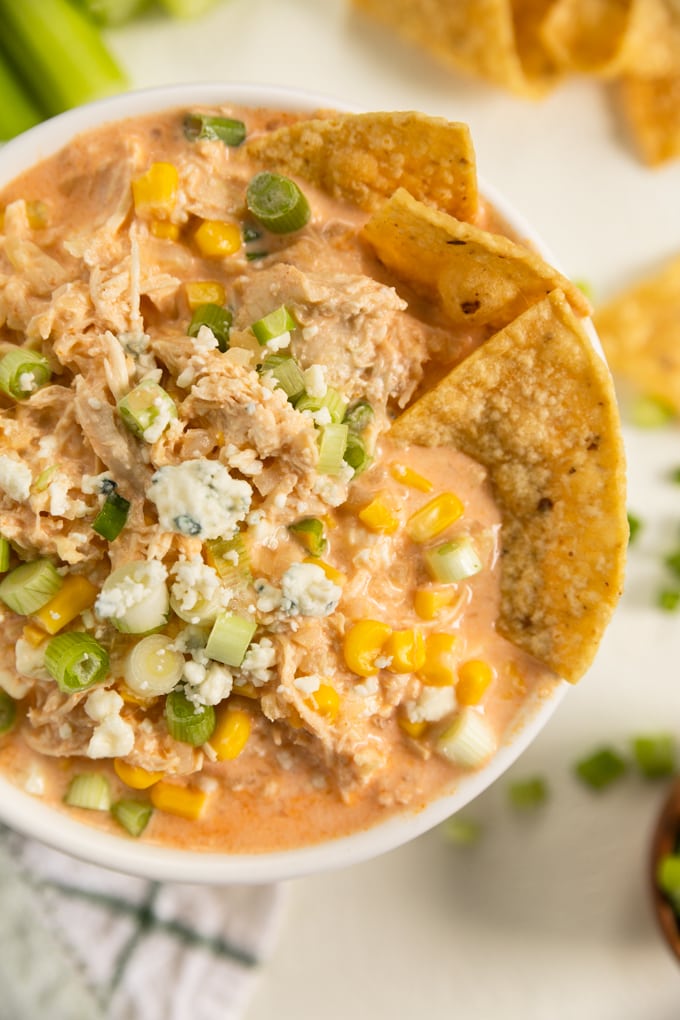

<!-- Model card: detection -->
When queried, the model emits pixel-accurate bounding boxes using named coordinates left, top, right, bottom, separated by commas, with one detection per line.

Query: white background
left=105, top=2, right=680, bottom=1016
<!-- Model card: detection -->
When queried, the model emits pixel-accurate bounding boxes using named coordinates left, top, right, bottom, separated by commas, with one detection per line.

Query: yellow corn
left=150, top=781, right=208, bottom=821
left=358, top=496, right=400, bottom=534
left=150, top=219, right=180, bottom=241
left=114, top=758, right=163, bottom=790
left=406, top=492, right=464, bottom=543
left=309, top=683, right=340, bottom=722
left=26, top=200, right=49, bottom=229
left=209, top=705, right=251, bottom=761
left=418, top=632, right=458, bottom=686
left=32, top=574, right=98, bottom=635
left=194, top=219, right=241, bottom=258
left=398, top=713, right=428, bottom=739
left=131, top=162, right=179, bottom=218
left=232, top=681, right=260, bottom=700
left=343, top=619, right=392, bottom=677
left=303, top=556, right=347, bottom=586
left=184, top=280, right=226, bottom=310
left=389, top=463, right=433, bottom=493
left=117, top=682, right=157, bottom=707
left=22, top=622, right=48, bottom=647
left=383, top=628, right=426, bottom=673
left=456, top=659, right=494, bottom=706
left=413, top=587, right=458, bottom=621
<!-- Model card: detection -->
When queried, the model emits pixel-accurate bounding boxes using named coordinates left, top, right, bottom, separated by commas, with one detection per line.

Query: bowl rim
left=0, top=81, right=572, bottom=884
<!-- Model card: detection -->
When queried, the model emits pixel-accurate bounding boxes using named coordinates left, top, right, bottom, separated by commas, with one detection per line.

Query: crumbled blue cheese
left=183, top=661, right=233, bottom=707
left=146, top=458, right=252, bottom=539
left=85, top=688, right=135, bottom=758
left=253, top=579, right=283, bottom=614
left=18, top=372, right=37, bottom=394
left=0, top=454, right=32, bottom=502
left=95, top=560, right=168, bottom=622
left=170, top=556, right=228, bottom=619
left=81, top=472, right=116, bottom=497
left=293, top=674, right=322, bottom=696
left=265, top=331, right=291, bottom=353
left=407, top=685, right=456, bottom=724
left=240, top=637, right=277, bottom=686
left=280, top=562, right=341, bottom=617
left=303, top=364, right=327, bottom=399
left=191, top=324, right=219, bottom=350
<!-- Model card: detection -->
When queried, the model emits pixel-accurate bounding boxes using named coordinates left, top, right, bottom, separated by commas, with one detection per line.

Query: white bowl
left=0, top=82, right=571, bottom=884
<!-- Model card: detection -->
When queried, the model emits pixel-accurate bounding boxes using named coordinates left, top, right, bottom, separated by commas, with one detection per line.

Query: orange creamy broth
left=0, top=104, right=560, bottom=853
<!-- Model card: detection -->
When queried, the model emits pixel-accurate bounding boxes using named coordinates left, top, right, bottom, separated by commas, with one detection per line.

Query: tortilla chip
left=361, top=188, right=590, bottom=331
left=390, top=289, right=627, bottom=684
left=593, top=254, right=680, bottom=409
left=351, top=0, right=560, bottom=98
left=619, top=73, right=680, bottom=165
left=242, top=112, right=478, bottom=222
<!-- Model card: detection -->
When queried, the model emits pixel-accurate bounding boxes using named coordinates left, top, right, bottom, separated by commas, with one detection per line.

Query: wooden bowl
left=650, top=779, right=680, bottom=961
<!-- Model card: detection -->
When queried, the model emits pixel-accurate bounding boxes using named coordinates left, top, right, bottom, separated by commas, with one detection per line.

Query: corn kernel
left=303, top=556, right=347, bottom=585
left=233, top=681, right=260, bottom=700
left=343, top=619, right=393, bottom=677
left=114, top=758, right=163, bottom=790
left=150, top=219, right=180, bottom=241
left=389, top=463, right=433, bottom=493
left=131, top=162, right=179, bottom=218
left=398, top=713, right=428, bottom=739
left=150, top=781, right=208, bottom=821
left=309, top=683, right=340, bottom=722
left=26, top=200, right=49, bottom=229
left=406, top=492, right=464, bottom=543
left=117, top=682, right=157, bottom=707
left=194, top=219, right=241, bottom=258
left=383, top=629, right=426, bottom=673
left=456, top=660, right=494, bottom=706
left=358, top=496, right=400, bottom=534
left=413, top=587, right=458, bottom=621
left=22, top=622, right=48, bottom=648
left=209, top=706, right=251, bottom=761
left=32, top=574, right=98, bottom=635
left=418, top=632, right=458, bottom=686
left=184, top=280, right=226, bottom=310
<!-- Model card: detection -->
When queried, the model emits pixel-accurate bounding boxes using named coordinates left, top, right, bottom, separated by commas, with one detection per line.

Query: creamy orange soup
left=0, top=105, right=559, bottom=852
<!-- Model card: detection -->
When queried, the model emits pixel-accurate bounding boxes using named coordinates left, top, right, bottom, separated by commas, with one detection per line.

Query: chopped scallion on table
left=658, top=588, right=680, bottom=612
left=632, top=733, right=676, bottom=779
left=508, top=776, right=549, bottom=810
left=574, top=747, right=627, bottom=790
left=627, top=512, right=642, bottom=544
left=440, top=815, right=484, bottom=846
left=630, top=394, right=675, bottom=428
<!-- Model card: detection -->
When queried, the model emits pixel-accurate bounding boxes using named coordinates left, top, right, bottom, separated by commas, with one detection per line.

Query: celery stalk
left=0, top=0, right=128, bottom=118
left=0, top=49, right=41, bottom=140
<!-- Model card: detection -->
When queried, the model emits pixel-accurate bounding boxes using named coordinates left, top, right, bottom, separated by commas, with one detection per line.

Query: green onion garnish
left=0, top=558, right=62, bottom=615
left=183, top=112, right=246, bottom=146
left=573, top=747, right=627, bottom=790
left=440, top=815, right=483, bottom=846
left=296, top=387, right=348, bottom=424
left=165, top=688, right=215, bottom=746
left=627, top=512, right=642, bottom=544
left=44, top=632, right=110, bottom=693
left=343, top=433, right=372, bottom=474
left=288, top=518, right=327, bottom=557
left=117, top=380, right=178, bottom=441
left=251, top=305, right=297, bottom=345
left=632, top=733, right=676, bottom=778
left=344, top=400, right=374, bottom=434
left=665, top=549, right=680, bottom=578
left=111, top=798, right=153, bottom=837
left=657, top=853, right=680, bottom=911
left=64, top=773, right=112, bottom=811
left=631, top=394, right=675, bottom=428
left=125, top=634, right=185, bottom=697
left=0, top=537, right=10, bottom=574
left=205, top=534, right=251, bottom=585
left=424, top=536, right=482, bottom=584
left=317, top=423, right=349, bottom=475
left=260, top=354, right=305, bottom=402
left=0, top=691, right=17, bottom=736
left=92, top=491, right=130, bottom=541
left=508, top=776, right=549, bottom=810
left=658, top=588, right=680, bottom=612
left=98, top=561, right=169, bottom=634
left=187, top=302, right=232, bottom=352
left=0, top=348, right=52, bottom=400
left=246, top=171, right=311, bottom=234
left=206, top=611, right=257, bottom=667
left=242, top=224, right=262, bottom=243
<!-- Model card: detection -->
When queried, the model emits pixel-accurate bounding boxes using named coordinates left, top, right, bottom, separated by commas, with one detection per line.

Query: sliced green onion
left=242, top=224, right=262, bottom=243
left=317, top=423, right=349, bottom=475
left=97, top=561, right=169, bottom=634
left=0, top=538, right=10, bottom=574
left=343, top=433, right=372, bottom=474
left=0, top=0, right=127, bottom=118
left=111, top=798, right=153, bottom=837
left=0, top=691, right=17, bottom=735
left=33, top=465, right=57, bottom=493
left=627, top=512, right=642, bottom=544
left=288, top=518, right=327, bottom=557
left=187, top=302, right=232, bottom=352
left=440, top=815, right=483, bottom=846
left=64, top=772, right=111, bottom=811
left=657, top=853, right=680, bottom=910
left=183, top=112, right=246, bottom=146
left=124, top=634, right=185, bottom=698
left=632, top=733, right=676, bottom=779
left=296, top=387, right=348, bottom=424
left=436, top=708, right=496, bottom=767
left=205, top=534, right=251, bottom=586
left=665, top=549, right=680, bottom=578
left=92, top=491, right=130, bottom=542
left=424, top=536, right=482, bottom=584
left=670, top=467, right=680, bottom=485
left=44, top=632, right=110, bottom=693
left=658, top=588, right=680, bottom=612
left=0, top=348, right=52, bottom=400
left=165, top=688, right=215, bottom=746
left=0, top=559, right=62, bottom=615
left=574, top=747, right=627, bottom=790
left=631, top=394, right=675, bottom=428
left=250, top=305, right=297, bottom=345
left=205, top=611, right=256, bottom=667
left=0, top=49, right=41, bottom=141
left=246, top=171, right=311, bottom=234
left=117, top=380, right=178, bottom=442
left=260, top=354, right=305, bottom=401
left=344, top=400, right=374, bottom=434
left=508, top=776, right=549, bottom=810
left=246, top=250, right=269, bottom=262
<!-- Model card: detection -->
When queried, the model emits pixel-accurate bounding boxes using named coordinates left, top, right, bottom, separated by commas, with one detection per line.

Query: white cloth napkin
left=0, top=826, right=286, bottom=1020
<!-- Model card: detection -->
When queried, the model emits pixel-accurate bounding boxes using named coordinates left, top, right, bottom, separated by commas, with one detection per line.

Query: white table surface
left=105, top=3, right=680, bottom=1016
